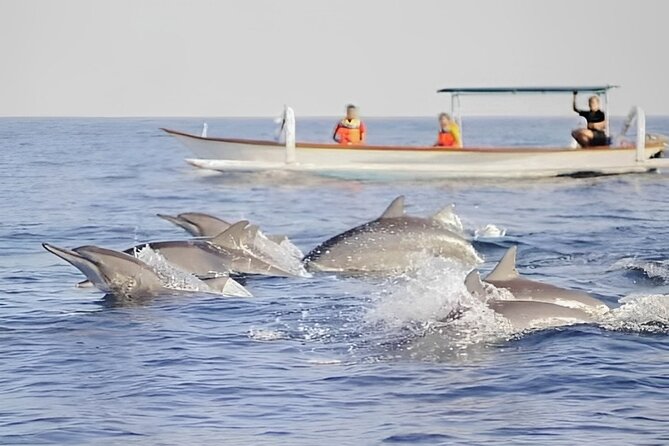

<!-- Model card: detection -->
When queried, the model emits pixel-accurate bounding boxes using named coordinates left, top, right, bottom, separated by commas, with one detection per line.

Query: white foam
left=248, top=328, right=287, bottom=341
left=600, top=294, right=669, bottom=333
left=365, top=255, right=515, bottom=351
left=306, top=358, right=342, bottom=365
left=134, top=245, right=250, bottom=297
left=474, top=224, right=507, bottom=239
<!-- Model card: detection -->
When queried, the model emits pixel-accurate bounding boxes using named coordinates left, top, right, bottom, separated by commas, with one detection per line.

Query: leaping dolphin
left=482, top=246, right=609, bottom=313
left=43, top=243, right=250, bottom=298
left=461, top=245, right=609, bottom=330
left=75, top=221, right=309, bottom=291
left=131, top=223, right=307, bottom=278
left=462, top=270, right=596, bottom=330
left=157, top=212, right=230, bottom=238
left=303, top=196, right=481, bottom=274
left=157, top=212, right=301, bottom=256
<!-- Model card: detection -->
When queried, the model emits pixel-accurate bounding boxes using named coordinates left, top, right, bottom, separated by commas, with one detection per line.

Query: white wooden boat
left=162, top=86, right=669, bottom=179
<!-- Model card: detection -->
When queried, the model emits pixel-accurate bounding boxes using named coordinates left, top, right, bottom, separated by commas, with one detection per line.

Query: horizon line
left=1, top=114, right=668, bottom=119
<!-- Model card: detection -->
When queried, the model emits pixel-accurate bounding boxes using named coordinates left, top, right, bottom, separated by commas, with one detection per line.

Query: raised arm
left=572, top=92, right=580, bottom=113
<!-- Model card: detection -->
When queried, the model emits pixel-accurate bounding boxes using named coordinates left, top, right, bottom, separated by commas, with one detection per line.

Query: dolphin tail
left=485, top=246, right=519, bottom=281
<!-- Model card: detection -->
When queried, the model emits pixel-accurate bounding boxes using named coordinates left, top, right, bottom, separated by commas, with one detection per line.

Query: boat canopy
left=437, top=85, right=619, bottom=143
left=437, top=85, right=619, bottom=95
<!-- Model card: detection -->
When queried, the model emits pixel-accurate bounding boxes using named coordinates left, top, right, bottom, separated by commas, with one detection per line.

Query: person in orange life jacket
left=333, top=104, right=366, bottom=145
left=434, top=113, right=462, bottom=148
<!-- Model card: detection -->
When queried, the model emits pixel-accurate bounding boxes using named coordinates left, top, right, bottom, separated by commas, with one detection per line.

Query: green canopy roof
left=437, top=85, right=619, bottom=95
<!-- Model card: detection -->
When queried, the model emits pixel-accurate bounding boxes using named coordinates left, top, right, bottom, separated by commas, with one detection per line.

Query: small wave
left=613, top=257, right=669, bottom=283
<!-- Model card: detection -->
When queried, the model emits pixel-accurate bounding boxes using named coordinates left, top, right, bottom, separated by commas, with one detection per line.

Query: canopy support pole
left=603, top=91, right=610, bottom=136
left=636, top=106, right=646, bottom=162
left=453, top=94, right=463, bottom=145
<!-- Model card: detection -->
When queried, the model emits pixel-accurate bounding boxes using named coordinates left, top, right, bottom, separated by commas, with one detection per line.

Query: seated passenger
left=434, top=113, right=462, bottom=148
left=571, top=93, right=609, bottom=147
left=333, top=104, right=366, bottom=145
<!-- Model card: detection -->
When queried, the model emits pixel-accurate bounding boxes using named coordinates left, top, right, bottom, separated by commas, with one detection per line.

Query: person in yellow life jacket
left=333, top=104, right=366, bottom=145
left=434, top=113, right=462, bottom=148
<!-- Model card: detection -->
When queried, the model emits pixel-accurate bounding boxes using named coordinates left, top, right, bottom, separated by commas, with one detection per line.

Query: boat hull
left=163, top=129, right=668, bottom=179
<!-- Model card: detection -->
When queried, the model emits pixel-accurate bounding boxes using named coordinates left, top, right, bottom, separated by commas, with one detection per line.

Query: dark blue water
left=1, top=117, right=668, bottom=445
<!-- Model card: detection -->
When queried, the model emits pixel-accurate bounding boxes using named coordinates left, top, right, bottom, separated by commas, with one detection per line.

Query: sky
left=1, top=0, right=668, bottom=117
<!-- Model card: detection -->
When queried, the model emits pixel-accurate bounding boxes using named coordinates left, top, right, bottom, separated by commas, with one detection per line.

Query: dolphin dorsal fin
left=485, top=246, right=519, bottom=281
left=432, top=204, right=464, bottom=233
left=211, top=220, right=256, bottom=249
left=464, top=270, right=486, bottom=301
left=379, top=196, right=405, bottom=219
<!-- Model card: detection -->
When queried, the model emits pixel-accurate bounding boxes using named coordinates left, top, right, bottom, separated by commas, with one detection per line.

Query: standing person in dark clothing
left=571, top=93, right=609, bottom=147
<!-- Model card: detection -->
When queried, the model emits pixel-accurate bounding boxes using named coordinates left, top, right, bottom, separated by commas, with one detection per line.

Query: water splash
left=252, top=231, right=311, bottom=278
left=474, top=224, right=507, bottom=239
left=600, top=294, right=669, bottom=333
left=134, top=245, right=250, bottom=297
left=365, top=255, right=669, bottom=361
left=279, top=237, right=305, bottom=260
left=365, top=255, right=515, bottom=357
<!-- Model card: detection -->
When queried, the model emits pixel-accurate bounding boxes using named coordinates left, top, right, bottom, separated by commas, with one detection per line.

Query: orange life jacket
left=335, top=118, right=363, bottom=144
left=437, top=130, right=456, bottom=147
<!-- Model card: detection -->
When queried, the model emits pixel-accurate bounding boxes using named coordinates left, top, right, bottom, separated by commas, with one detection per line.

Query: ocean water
left=1, top=116, right=668, bottom=445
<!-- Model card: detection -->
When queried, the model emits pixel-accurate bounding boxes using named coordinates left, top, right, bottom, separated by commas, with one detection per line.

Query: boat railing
left=281, top=106, right=296, bottom=164
left=617, top=106, right=646, bottom=161
left=635, top=107, right=646, bottom=162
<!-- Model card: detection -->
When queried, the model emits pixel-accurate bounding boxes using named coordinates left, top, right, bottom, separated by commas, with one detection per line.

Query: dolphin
left=487, top=300, right=594, bottom=331
left=75, top=221, right=307, bottom=292
left=139, top=221, right=307, bottom=278
left=43, top=243, right=250, bottom=298
left=303, top=196, right=481, bottom=273
left=157, top=212, right=231, bottom=238
left=462, top=270, right=595, bottom=330
left=482, top=246, right=609, bottom=313
left=44, top=243, right=250, bottom=298
left=158, top=212, right=299, bottom=250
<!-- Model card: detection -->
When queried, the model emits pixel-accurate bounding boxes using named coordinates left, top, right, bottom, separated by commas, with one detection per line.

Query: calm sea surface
left=1, top=116, right=668, bottom=445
